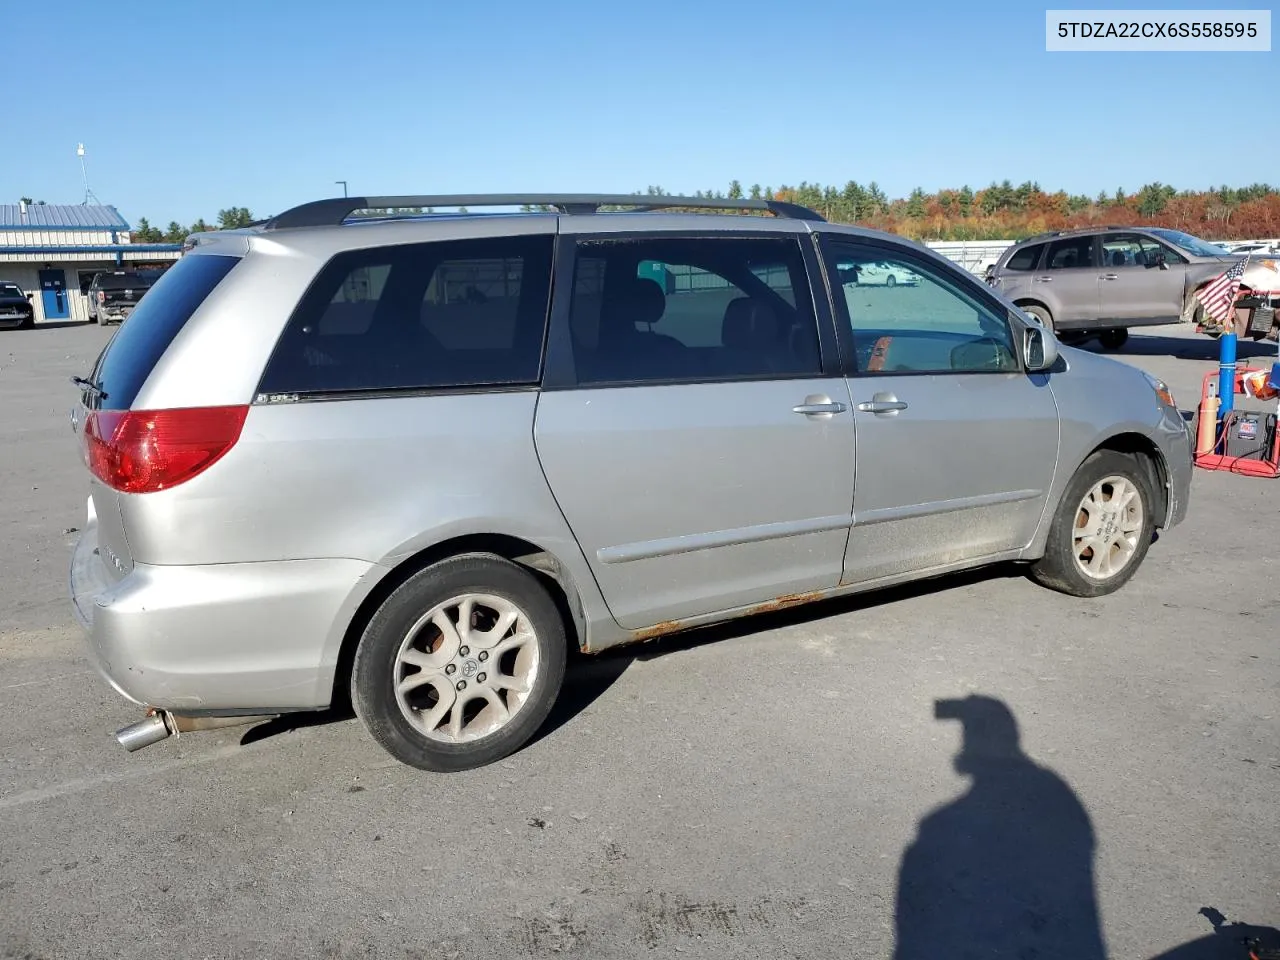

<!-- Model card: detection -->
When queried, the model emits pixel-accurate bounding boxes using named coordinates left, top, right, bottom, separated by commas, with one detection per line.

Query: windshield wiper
left=70, top=375, right=108, bottom=401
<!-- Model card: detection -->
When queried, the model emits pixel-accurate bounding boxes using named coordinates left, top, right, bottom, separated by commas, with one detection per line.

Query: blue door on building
left=38, top=268, right=69, bottom=320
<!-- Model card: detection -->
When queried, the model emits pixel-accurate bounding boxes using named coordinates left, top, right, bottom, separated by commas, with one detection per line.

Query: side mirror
left=1155, top=252, right=1168, bottom=270
left=1024, top=325, right=1059, bottom=372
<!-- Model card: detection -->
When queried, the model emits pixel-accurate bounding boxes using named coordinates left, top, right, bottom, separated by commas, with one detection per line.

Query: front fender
left=1024, top=348, right=1190, bottom=557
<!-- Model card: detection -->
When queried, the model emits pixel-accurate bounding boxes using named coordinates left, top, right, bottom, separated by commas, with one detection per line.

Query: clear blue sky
left=6, top=0, right=1276, bottom=226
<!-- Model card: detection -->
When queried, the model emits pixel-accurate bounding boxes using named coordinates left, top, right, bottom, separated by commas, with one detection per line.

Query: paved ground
left=1, top=320, right=1277, bottom=960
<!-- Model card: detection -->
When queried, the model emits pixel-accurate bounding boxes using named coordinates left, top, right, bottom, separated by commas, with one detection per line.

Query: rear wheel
left=351, top=553, right=567, bottom=772
left=886, top=274, right=897, bottom=288
left=1019, top=303, right=1053, bottom=331
left=1030, top=450, right=1156, bottom=598
left=1098, top=328, right=1129, bottom=350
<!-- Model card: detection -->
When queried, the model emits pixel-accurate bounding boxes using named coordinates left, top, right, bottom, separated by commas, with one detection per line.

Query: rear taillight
left=96, top=290, right=105, bottom=304
left=82, top=406, right=248, bottom=494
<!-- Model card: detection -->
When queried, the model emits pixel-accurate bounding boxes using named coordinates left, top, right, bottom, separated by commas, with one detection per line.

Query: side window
left=1044, top=236, right=1098, bottom=270
left=1003, top=243, right=1045, bottom=271
left=826, top=242, right=1021, bottom=375
left=1100, top=233, right=1187, bottom=268
left=1100, top=233, right=1143, bottom=268
left=567, top=236, right=822, bottom=385
left=258, top=234, right=554, bottom=395
left=1144, top=237, right=1186, bottom=265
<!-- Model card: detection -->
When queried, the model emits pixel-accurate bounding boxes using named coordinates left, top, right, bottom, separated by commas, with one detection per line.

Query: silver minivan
left=987, top=226, right=1241, bottom=349
left=69, top=194, right=1193, bottom=772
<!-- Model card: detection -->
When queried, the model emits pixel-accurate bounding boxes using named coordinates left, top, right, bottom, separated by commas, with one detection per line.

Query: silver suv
left=987, top=226, right=1241, bottom=349
left=68, top=194, right=1193, bottom=772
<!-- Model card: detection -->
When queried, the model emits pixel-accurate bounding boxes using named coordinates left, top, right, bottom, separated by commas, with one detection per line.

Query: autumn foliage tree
left=619, top=181, right=1279, bottom=241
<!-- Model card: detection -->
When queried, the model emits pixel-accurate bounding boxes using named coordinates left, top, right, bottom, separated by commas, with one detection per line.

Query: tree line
left=599, top=181, right=1279, bottom=240
left=130, top=182, right=1280, bottom=244
left=130, top=206, right=257, bottom=243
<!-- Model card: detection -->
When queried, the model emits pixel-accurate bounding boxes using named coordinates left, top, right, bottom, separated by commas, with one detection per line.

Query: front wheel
left=1030, top=450, right=1156, bottom=598
left=351, top=553, right=567, bottom=772
left=1098, top=328, right=1129, bottom=350
left=886, top=274, right=897, bottom=288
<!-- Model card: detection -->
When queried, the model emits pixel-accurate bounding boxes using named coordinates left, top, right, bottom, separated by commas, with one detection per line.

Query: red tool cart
left=1193, top=365, right=1280, bottom=477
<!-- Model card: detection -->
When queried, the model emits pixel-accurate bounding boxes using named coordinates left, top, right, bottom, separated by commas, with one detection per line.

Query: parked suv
left=68, top=194, right=1193, bottom=772
left=986, top=226, right=1242, bottom=349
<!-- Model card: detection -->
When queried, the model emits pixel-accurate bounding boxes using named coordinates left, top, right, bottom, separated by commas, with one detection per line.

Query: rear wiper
left=70, top=376, right=108, bottom=401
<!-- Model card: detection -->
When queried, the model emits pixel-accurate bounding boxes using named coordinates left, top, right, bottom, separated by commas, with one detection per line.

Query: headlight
left=1142, top=371, right=1177, bottom=409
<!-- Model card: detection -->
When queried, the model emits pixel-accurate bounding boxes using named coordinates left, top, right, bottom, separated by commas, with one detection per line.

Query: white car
left=845, top=261, right=922, bottom=287
left=1221, top=241, right=1279, bottom=256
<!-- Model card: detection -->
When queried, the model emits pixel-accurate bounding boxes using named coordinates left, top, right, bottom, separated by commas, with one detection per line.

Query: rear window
left=1003, top=243, right=1044, bottom=271
left=88, top=254, right=240, bottom=410
left=256, top=234, right=554, bottom=396
left=96, top=274, right=153, bottom=290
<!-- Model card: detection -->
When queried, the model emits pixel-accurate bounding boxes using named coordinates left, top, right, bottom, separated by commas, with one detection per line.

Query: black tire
left=351, top=553, right=567, bottom=772
left=1029, top=450, right=1157, bottom=598
left=19, top=313, right=34, bottom=330
left=886, top=274, right=897, bottom=288
left=1098, top=328, right=1129, bottom=350
left=1019, top=303, right=1054, bottom=332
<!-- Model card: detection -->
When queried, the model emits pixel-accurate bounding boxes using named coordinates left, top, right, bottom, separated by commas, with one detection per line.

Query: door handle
left=1034, top=276, right=1052, bottom=282
left=793, top=400, right=847, bottom=416
left=1101, top=273, right=1118, bottom=280
left=856, top=390, right=909, bottom=415
left=856, top=400, right=909, bottom=413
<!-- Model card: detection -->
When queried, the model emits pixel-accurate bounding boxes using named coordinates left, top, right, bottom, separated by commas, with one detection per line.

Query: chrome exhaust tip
left=115, top=713, right=173, bottom=752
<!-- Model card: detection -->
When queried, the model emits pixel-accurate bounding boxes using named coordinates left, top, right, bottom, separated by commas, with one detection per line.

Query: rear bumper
left=69, top=518, right=372, bottom=712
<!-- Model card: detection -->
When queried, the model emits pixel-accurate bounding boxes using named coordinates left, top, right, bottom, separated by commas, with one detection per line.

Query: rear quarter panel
left=117, top=392, right=619, bottom=648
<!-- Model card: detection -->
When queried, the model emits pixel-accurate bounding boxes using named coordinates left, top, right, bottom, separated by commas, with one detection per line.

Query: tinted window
left=567, top=236, right=821, bottom=385
left=89, top=254, right=240, bottom=411
left=827, top=242, right=1020, bottom=375
left=0, top=284, right=22, bottom=297
left=258, top=234, right=554, bottom=395
left=1044, top=237, right=1097, bottom=270
left=1004, top=243, right=1044, bottom=271
left=96, top=273, right=153, bottom=290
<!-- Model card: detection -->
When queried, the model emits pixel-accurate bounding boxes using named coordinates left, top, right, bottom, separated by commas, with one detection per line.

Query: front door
left=534, top=231, right=855, bottom=629
left=38, top=269, right=69, bottom=319
left=820, top=237, right=1060, bottom=584
left=1097, top=232, right=1187, bottom=323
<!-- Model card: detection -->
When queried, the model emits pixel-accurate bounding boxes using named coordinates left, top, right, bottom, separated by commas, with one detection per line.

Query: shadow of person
left=894, top=695, right=1106, bottom=960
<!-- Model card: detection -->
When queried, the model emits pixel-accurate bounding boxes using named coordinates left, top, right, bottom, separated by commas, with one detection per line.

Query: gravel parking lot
left=1, top=320, right=1277, bottom=960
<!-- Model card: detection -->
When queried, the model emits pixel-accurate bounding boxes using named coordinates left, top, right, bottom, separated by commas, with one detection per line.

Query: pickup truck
left=87, top=271, right=155, bottom=325
left=0, top=281, right=34, bottom=329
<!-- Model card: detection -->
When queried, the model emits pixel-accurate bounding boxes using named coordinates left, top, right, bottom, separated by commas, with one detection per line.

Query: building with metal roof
left=0, top=201, right=182, bottom=324
left=0, top=203, right=130, bottom=229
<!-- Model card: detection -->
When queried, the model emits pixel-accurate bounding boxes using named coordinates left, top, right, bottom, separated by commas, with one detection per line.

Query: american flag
left=1196, top=257, right=1249, bottom=327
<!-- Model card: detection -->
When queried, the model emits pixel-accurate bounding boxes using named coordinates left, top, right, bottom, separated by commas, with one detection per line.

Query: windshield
left=0, top=284, right=22, bottom=298
left=1147, top=229, right=1231, bottom=258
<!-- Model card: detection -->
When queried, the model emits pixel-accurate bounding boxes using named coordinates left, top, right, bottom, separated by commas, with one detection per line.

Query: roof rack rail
left=261, top=194, right=826, bottom=231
